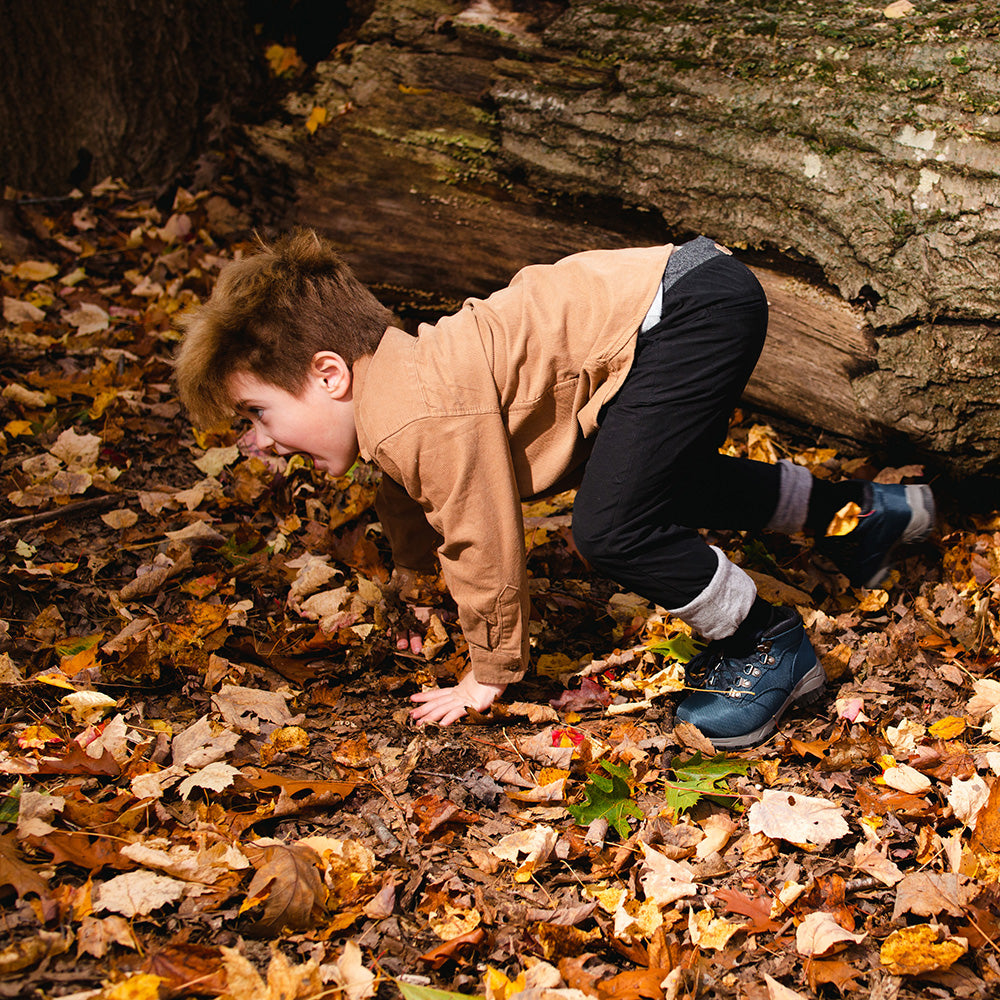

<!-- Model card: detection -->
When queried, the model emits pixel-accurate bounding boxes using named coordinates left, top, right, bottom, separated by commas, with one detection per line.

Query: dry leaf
left=95, top=871, right=187, bottom=917
left=12, top=259, right=59, bottom=281
left=221, top=945, right=323, bottom=1000
left=77, top=914, right=139, bottom=958
left=192, top=445, right=239, bottom=476
left=49, top=427, right=101, bottom=467
left=882, top=763, right=932, bottom=794
left=242, top=841, right=327, bottom=931
left=852, top=839, right=904, bottom=886
left=747, top=790, right=849, bottom=849
left=121, top=838, right=248, bottom=883
left=948, top=774, right=990, bottom=826
left=673, top=721, right=716, bottom=756
left=212, top=685, right=304, bottom=734
left=490, top=825, right=558, bottom=882
left=60, top=691, right=118, bottom=725
left=795, top=910, right=866, bottom=956
left=892, top=872, right=975, bottom=921
left=879, top=924, right=967, bottom=975
left=763, top=974, right=808, bottom=1000
left=428, top=903, right=482, bottom=940
left=687, top=907, right=745, bottom=950
left=326, top=941, right=376, bottom=1000
left=101, top=508, right=139, bottom=529
left=170, top=716, right=241, bottom=768
left=63, top=302, right=109, bottom=334
left=639, top=843, right=698, bottom=906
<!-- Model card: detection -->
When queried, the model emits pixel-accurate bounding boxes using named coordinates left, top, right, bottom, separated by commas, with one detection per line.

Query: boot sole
left=705, top=662, right=827, bottom=751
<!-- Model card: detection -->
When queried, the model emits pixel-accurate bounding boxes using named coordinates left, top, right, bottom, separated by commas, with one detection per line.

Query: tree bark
left=0, top=0, right=261, bottom=195
left=254, top=0, right=999, bottom=477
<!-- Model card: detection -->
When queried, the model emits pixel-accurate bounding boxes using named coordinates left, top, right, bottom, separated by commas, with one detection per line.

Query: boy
left=174, top=230, right=935, bottom=748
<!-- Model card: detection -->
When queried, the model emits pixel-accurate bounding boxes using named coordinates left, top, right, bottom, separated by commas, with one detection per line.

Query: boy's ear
left=310, top=351, right=353, bottom=399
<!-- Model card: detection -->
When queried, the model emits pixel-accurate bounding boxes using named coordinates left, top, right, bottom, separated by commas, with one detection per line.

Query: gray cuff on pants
left=766, top=459, right=814, bottom=534
left=668, top=546, right=758, bottom=640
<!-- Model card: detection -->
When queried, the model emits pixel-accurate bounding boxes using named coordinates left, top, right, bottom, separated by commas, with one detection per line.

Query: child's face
left=230, top=367, right=359, bottom=476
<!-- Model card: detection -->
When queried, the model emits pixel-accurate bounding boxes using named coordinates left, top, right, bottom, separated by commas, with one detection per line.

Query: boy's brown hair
left=174, top=229, right=392, bottom=426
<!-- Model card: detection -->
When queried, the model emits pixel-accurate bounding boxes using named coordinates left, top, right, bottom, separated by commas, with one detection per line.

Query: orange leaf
left=597, top=968, right=670, bottom=1000
left=417, top=927, right=485, bottom=969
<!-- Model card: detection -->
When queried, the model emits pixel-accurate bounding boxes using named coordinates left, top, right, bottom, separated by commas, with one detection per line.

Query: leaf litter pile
left=1, top=181, right=999, bottom=1000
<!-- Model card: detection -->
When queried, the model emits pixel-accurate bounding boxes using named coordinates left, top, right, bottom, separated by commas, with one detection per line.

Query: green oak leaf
left=397, top=982, right=484, bottom=1000
left=663, top=752, right=750, bottom=818
left=567, top=759, right=643, bottom=837
left=0, top=778, right=22, bottom=825
left=647, top=634, right=703, bottom=663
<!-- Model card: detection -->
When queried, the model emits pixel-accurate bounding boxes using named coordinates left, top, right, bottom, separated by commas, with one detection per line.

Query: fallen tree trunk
left=253, top=0, right=1000, bottom=477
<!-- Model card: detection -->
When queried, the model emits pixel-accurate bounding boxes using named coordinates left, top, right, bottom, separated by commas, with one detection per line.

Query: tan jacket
left=352, top=244, right=676, bottom=685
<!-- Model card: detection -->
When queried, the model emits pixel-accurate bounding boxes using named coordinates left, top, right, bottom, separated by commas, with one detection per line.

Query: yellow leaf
left=826, top=501, right=861, bottom=537
left=105, top=974, right=166, bottom=1000
left=88, top=388, right=119, bottom=419
left=260, top=726, right=310, bottom=765
left=4, top=420, right=33, bottom=437
left=688, top=906, right=746, bottom=950
left=485, top=966, right=526, bottom=1000
left=428, top=904, right=482, bottom=941
left=857, top=589, right=888, bottom=612
left=34, top=672, right=78, bottom=691
left=12, top=260, right=59, bottom=282
left=537, top=767, right=571, bottom=785
left=265, top=43, right=304, bottom=77
left=17, top=725, right=62, bottom=749
left=305, top=106, right=329, bottom=134
left=879, top=924, right=967, bottom=975
left=398, top=83, right=432, bottom=95
left=929, top=716, right=966, bottom=739
left=747, top=424, right=779, bottom=464
left=536, top=652, right=576, bottom=678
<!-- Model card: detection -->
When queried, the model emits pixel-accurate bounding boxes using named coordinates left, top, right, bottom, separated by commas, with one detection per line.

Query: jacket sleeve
left=374, top=412, right=530, bottom=687
left=375, top=474, right=442, bottom=572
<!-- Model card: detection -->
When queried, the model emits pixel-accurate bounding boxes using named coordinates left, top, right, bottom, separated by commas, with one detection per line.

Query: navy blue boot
left=820, top=482, right=935, bottom=588
left=675, top=606, right=825, bottom=749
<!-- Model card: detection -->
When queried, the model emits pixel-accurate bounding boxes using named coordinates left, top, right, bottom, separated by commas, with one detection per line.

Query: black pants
left=573, top=249, right=782, bottom=612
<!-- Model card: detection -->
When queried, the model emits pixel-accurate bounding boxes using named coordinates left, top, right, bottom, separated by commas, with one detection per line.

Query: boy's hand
left=410, top=675, right=506, bottom=726
left=397, top=605, right=430, bottom=655
left=384, top=568, right=431, bottom=655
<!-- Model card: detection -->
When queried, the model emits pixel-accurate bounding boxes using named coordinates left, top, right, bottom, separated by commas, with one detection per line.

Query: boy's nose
left=239, top=425, right=274, bottom=454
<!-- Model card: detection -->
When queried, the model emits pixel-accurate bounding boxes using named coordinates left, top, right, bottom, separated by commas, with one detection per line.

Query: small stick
left=0, top=495, right=121, bottom=531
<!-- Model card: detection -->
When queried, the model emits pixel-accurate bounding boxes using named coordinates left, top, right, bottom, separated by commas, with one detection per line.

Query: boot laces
left=703, top=638, right=776, bottom=697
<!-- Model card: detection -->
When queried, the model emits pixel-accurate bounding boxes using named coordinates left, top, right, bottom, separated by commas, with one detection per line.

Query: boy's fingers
left=395, top=631, right=423, bottom=653
left=410, top=697, right=468, bottom=726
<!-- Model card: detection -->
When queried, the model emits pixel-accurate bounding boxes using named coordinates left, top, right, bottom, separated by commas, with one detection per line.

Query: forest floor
left=1, top=180, right=999, bottom=1000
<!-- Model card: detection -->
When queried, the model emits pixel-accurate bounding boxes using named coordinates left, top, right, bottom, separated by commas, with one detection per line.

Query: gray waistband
left=640, top=236, right=725, bottom=333
left=661, top=235, right=724, bottom=293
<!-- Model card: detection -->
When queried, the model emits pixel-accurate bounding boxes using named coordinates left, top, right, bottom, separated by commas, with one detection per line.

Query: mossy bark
left=259, top=0, right=1000, bottom=477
